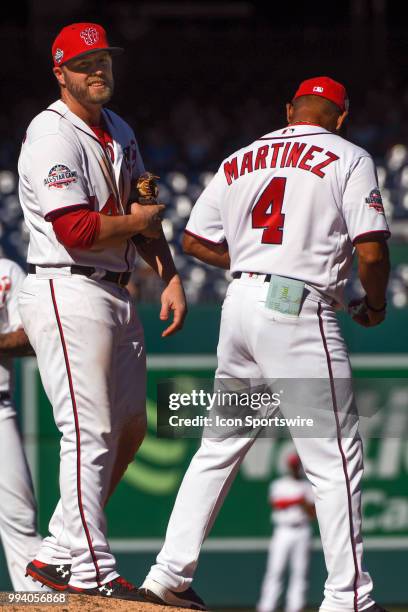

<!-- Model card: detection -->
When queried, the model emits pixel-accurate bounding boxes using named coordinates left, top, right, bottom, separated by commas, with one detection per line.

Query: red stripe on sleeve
left=45, top=204, right=92, bottom=222
left=184, top=229, right=225, bottom=246
left=352, top=230, right=390, bottom=245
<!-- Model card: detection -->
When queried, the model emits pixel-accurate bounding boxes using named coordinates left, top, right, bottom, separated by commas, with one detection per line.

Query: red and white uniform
left=18, top=101, right=146, bottom=588
left=186, top=123, right=389, bottom=306
left=0, top=259, right=44, bottom=590
left=257, top=476, right=314, bottom=612
left=19, top=99, right=144, bottom=271
left=146, top=125, right=389, bottom=612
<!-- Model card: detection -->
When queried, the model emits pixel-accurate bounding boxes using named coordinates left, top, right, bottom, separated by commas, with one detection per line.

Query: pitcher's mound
left=10, top=594, right=188, bottom=612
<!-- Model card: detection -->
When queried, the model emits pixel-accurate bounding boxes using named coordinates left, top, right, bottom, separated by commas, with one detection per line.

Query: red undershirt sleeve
left=272, top=496, right=305, bottom=510
left=49, top=206, right=101, bottom=249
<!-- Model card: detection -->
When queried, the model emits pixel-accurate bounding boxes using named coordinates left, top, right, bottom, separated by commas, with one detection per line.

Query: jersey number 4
left=251, top=177, right=286, bottom=244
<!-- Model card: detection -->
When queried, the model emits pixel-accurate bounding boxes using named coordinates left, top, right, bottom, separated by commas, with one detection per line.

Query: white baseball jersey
left=269, top=475, right=314, bottom=527
left=0, top=259, right=26, bottom=392
left=18, top=99, right=145, bottom=272
left=186, top=123, right=390, bottom=305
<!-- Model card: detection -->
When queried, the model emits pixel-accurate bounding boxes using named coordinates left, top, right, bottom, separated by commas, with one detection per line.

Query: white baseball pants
left=147, top=276, right=374, bottom=612
left=257, top=524, right=311, bottom=612
left=19, top=273, right=146, bottom=588
left=0, top=397, right=43, bottom=590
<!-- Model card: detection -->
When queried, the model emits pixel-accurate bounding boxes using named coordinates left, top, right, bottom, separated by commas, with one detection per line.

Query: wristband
left=364, top=296, right=387, bottom=313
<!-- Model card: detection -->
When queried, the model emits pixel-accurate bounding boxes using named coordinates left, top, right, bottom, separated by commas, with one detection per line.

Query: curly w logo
left=80, top=27, right=99, bottom=46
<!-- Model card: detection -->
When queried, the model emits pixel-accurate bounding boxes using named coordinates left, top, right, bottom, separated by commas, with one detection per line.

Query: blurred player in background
left=257, top=453, right=315, bottom=612
left=0, top=257, right=44, bottom=590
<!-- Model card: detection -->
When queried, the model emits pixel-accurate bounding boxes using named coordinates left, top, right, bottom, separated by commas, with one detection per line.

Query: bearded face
left=59, top=51, right=114, bottom=106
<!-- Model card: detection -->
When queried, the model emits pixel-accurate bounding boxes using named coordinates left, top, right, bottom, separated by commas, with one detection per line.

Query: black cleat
left=68, top=576, right=148, bottom=601
left=139, top=577, right=207, bottom=610
left=26, top=560, right=71, bottom=591
left=363, top=606, right=390, bottom=612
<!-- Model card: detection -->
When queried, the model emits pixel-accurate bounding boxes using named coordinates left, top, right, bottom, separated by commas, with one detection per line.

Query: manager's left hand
left=160, top=275, right=188, bottom=337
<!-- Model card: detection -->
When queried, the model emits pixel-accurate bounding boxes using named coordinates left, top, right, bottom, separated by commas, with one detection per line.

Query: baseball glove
left=131, top=172, right=161, bottom=244
left=135, top=172, right=160, bottom=205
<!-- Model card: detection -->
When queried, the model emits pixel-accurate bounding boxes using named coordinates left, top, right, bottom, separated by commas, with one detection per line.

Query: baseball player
left=18, top=22, right=186, bottom=600
left=0, top=257, right=47, bottom=591
left=140, top=77, right=390, bottom=612
left=257, top=453, right=315, bottom=612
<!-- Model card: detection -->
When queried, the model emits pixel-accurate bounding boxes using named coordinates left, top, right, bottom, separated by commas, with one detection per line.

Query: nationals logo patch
left=80, top=27, right=99, bottom=46
left=365, top=189, right=385, bottom=214
left=44, top=165, right=78, bottom=189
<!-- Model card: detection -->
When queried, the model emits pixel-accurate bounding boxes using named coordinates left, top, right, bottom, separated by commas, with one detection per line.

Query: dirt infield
left=8, top=594, right=186, bottom=612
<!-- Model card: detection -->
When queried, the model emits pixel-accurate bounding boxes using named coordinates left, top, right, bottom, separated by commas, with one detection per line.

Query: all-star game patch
left=54, top=48, right=64, bottom=64
left=44, top=164, right=78, bottom=189
left=365, top=188, right=385, bottom=214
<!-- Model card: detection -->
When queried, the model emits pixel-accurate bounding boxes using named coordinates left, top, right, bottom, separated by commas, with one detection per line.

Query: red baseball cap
left=52, top=23, right=123, bottom=67
left=293, top=76, right=349, bottom=113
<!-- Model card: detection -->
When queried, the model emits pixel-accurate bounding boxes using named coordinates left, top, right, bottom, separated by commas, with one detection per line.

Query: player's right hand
left=348, top=297, right=386, bottom=327
left=130, top=202, right=165, bottom=238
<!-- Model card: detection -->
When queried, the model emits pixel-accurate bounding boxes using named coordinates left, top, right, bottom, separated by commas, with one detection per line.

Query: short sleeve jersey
left=18, top=100, right=145, bottom=272
left=186, top=124, right=390, bottom=305
left=0, top=259, right=26, bottom=392
left=269, top=475, right=314, bottom=527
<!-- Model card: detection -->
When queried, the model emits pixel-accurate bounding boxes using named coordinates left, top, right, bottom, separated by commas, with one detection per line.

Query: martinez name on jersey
left=224, top=134, right=339, bottom=185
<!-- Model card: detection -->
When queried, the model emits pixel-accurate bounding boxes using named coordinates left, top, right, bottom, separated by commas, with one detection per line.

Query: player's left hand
left=160, top=275, right=187, bottom=337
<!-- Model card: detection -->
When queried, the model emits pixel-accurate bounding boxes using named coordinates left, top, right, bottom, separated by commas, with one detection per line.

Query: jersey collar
left=261, top=124, right=331, bottom=138
left=48, top=99, right=106, bottom=141
left=47, top=101, right=124, bottom=171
